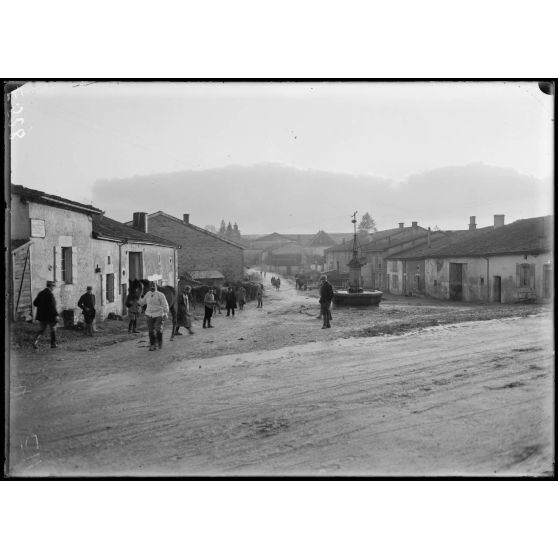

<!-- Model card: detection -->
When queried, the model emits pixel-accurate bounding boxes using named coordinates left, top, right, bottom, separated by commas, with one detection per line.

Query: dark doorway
left=493, top=275, right=502, bottom=303
left=543, top=265, right=552, bottom=299
left=121, top=283, right=128, bottom=316
left=449, top=263, right=463, bottom=301
left=129, top=252, right=143, bottom=280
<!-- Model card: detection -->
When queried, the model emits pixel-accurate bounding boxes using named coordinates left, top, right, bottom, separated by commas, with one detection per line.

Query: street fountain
left=332, top=211, right=383, bottom=306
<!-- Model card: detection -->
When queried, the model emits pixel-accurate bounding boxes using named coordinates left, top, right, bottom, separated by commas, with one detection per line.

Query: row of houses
left=10, top=185, right=245, bottom=323
left=244, top=230, right=347, bottom=275
left=324, top=215, right=553, bottom=304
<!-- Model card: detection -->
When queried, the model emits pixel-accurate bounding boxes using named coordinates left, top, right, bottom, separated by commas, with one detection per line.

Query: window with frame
left=390, top=260, right=398, bottom=272
left=517, top=264, right=535, bottom=288
left=61, top=247, right=73, bottom=284
left=106, top=273, right=115, bottom=302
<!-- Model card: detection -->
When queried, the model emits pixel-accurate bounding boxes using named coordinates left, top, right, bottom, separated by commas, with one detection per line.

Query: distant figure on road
left=237, top=286, right=246, bottom=311
left=276, top=277, right=281, bottom=291
left=77, top=285, right=96, bottom=336
left=203, top=288, right=215, bottom=328
left=140, top=282, right=169, bottom=351
left=32, top=280, right=59, bottom=349
left=125, top=286, right=140, bottom=333
left=225, top=286, right=238, bottom=317
left=319, top=274, right=334, bottom=329
left=214, top=287, right=222, bottom=314
left=256, top=284, right=263, bottom=308
left=175, top=285, right=194, bottom=336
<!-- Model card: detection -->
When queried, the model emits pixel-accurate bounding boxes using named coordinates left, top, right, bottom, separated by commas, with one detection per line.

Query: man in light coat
left=139, top=282, right=169, bottom=351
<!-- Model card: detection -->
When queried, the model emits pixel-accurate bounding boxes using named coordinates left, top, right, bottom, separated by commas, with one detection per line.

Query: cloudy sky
left=10, top=81, right=553, bottom=233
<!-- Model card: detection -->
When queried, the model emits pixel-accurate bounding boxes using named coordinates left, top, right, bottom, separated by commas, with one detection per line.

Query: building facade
left=132, top=212, right=245, bottom=283
left=92, top=214, right=178, bottom=319
left=10, top=185, right=102, bottom=322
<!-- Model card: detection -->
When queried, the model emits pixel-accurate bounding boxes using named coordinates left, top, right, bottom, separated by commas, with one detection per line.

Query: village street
left=9, top=276, right=554, bottom=477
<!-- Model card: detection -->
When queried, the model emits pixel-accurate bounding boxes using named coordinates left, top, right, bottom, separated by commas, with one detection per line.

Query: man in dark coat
left=32, top=280, right=59, bottom=349
left=77, top=286, right=96, bottom=336
left=225, top=286, right=237, bottom=317
left=318, top=274, right=334, bottom=329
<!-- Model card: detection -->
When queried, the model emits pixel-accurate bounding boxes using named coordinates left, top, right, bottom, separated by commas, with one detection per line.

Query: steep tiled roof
left=308, top=230, right=337, bottom=247
left=12, top=184, right=102, bottom=215
left=145, top=212, right=245, bottom=249
left=386, top=229, right=490, bottom=260
left=389, top=217, right=552, bottom=259
left=254, top=232, right=293, bottom=242
left=92, top=214, right=178, bottom=247
left=361, top=229, right=429, bottom=253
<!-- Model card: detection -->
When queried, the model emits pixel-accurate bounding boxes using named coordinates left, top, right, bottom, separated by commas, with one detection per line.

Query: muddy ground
left=8, top=275, right=554, bottom=476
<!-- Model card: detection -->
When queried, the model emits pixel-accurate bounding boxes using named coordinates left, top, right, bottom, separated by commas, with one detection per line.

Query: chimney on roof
left=493, top=214, right=505, bottom=229
left=398, top=222, right=404, bottom=229
left=183, top=213, right=190, bottom=224
left=469, top=216, right=477, bottom=231
left=412, top=221, right=418, bottom=228
left=132, top=212, right=148, bottom=233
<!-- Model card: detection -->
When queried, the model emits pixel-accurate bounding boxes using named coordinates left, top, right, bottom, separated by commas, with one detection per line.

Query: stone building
left=92, top=214, right=178, bottom=318
left=10, top=184, right=102, bottom=322
left=325, top=222, right=430, bottom=290
left=128, top=212, right=245, bottom=283
left=385, top=215, right=553, bottom=303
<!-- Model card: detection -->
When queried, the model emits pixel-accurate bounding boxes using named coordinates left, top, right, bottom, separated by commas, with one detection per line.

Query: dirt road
left=9, top=276, right=554, bottom=476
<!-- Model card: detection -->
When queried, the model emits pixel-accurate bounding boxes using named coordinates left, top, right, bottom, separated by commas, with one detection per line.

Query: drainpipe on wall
left=483, top=256, right=490, bottom=302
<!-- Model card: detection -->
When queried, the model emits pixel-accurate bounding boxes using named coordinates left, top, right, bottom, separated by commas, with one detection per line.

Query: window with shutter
left=517, top=263, right=534, bottom=288
left=106, top=273, right=115, bottom=302
left=61, top=247, right=73, bottom=284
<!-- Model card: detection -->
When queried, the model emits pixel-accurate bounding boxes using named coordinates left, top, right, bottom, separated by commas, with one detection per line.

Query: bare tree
left=358, top=212, right=377, bottom=234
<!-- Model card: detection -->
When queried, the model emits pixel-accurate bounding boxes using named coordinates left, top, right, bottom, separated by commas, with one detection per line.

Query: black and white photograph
left=5, top=79, right=554, bottom=478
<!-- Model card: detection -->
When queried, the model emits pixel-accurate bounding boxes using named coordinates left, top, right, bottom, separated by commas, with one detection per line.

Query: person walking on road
left=32, top=280, right=59, bottom=349
left=125, top=286, right=140, bottom=333
left=77, top=285, right=96, bottom=336
left=225, top=286, right=237, bottom=317
left=237, top=286, right=246, bottom=311
left=139, top=282, right=169, bottom=351
left=203, top=288, right=216, bottom=328
left=256, top=284, right=263, bottom=308
left=319, top=274, right=334, bottom=329
left=175, top=285, right=194, bottom=336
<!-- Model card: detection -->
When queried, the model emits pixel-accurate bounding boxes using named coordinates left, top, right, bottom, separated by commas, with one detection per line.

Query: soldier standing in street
left=32, top=280, right=59, bottom=349
left=77, top=285, right=96, bottom=336
left=139, top=282, right=169, bottom=351
left=203, top=288, right=216, bottom=328
left=319, top=274, right=334, bottom=329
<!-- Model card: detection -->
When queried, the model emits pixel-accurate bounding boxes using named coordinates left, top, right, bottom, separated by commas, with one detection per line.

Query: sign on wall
left=30, top=219, right=45, bottom=238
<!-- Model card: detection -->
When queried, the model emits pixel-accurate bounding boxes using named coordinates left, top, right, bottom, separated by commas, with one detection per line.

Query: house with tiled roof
left=10, top=184, right=104, bottom=322
left=384, top=226, right=493, bottom=296
left=9, top=184, right=181, bottom=323
left=127, top=211, right=245, bottom=282
left=92, top=213, right=179, bottom=318
left=386, top=215, right=553, bottom=303
left=263, top=230, right=338, bottom=275
left=325, top=221, right=431, bottom=290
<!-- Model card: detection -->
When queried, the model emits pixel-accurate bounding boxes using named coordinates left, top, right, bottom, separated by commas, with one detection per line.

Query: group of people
left=32, top=282, right=98, bottom=349
left=30, top=272, right=330, bottom=351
